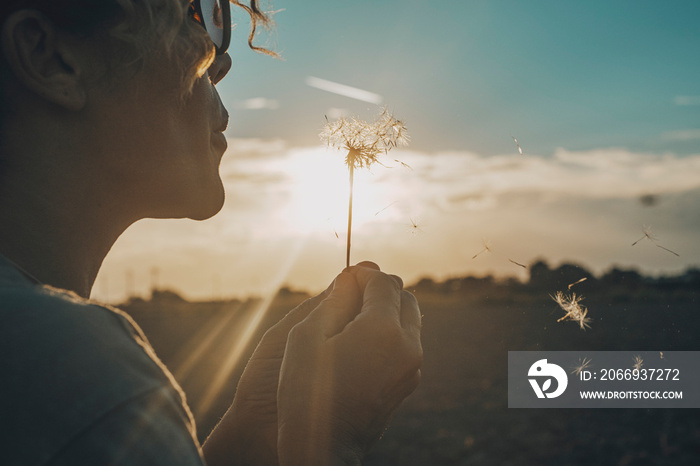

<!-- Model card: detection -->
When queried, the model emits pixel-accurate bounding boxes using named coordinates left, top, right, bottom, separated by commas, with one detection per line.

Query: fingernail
left=355, top=261, right=380, bottom=271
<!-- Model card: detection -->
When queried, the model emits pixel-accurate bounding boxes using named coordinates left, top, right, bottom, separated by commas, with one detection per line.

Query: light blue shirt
left=0, top=256, right=206, bottom=465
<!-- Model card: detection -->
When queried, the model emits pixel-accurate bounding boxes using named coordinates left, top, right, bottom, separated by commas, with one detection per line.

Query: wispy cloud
left=673, top=95, right=700, bottom=106
left=662, top=129, right=700, bottom=141
left=236, top=97, right=280, bottom=110
left=326, top=107, right=349, bottom=119
left=305, top=76, right=383, bottom=104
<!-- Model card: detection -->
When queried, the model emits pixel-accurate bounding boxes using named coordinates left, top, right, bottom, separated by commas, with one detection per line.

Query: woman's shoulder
left=0, top=283, right=202, bottom=465
left=1, top=281, right=177, bottom=390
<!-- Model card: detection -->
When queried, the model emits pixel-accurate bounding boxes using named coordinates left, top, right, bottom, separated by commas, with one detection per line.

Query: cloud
left=96, top=143, right=700, bottom=301
left=673, top=95, right=700, bottom=106
left=411, top=148, right=700, bottom=205
left=326, top=107, right=349, bottom=119
left=223, top=138, right=287, bottom=159
left=305, top=76, right=383, bottom=104
left=661, top=129, right=700, bottom=141
left=235, top=97, right=280, bottom=110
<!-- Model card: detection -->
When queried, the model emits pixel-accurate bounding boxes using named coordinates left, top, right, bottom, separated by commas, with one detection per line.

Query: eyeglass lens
left=200, top=0, right=225, bottom=48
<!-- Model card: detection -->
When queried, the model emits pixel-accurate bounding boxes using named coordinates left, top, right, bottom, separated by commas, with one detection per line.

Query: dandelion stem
left=346, top=164, right=354, bottom=268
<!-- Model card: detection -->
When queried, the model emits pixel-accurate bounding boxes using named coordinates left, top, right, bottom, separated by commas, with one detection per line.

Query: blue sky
left=221, top=0, right=700, bottom=155
left=94, top=1, right=700, bottom=301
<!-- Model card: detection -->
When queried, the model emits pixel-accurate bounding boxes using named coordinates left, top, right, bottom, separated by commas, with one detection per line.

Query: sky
left=93, top=0, right=700, bottom=302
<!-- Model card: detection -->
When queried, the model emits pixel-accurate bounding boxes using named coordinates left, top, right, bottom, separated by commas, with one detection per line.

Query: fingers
left=353, top=260, right=380, bottom=271
left=346, top=265, right=402, bottom=322
left=399, top=290, right=422, bottom=338
left=298, top=271, right=362, bottom=339
left=347, top=261, right=403, bottom=288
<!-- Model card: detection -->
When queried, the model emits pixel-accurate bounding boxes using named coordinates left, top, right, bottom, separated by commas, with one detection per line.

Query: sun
left=281, top=148, right=386, bottom=237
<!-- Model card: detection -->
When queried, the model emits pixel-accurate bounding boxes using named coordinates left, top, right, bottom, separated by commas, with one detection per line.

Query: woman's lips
left=212, top=131, right=228, bottom=154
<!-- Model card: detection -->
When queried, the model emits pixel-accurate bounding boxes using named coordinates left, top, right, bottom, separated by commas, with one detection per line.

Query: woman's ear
left=1, top=10, right=87, bottom=111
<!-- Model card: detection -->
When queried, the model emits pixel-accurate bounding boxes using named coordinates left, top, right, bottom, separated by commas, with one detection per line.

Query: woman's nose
left=208, top=53, right=232, bottom=85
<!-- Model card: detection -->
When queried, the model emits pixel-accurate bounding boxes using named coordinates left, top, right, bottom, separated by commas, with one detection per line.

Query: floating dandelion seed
left=472, top=240, right=492, bottom=259
left=511, top=135, right=523, bottom=155
left=571, top=357, right=592, bottom=376
left=633, top=355, right=644, bottom=371
left=551, top=291, right=592, bottom=330
left=631, top=224, right=679, bottom=256
left=321, top=108, right=409, bottom=267
left=408, top=216, right=423, bottom=236
left=509, top=258, right=528, bottom=269
left=568, top=277, right=588, bottom=290
left=632, top=224, right=657, bottom=246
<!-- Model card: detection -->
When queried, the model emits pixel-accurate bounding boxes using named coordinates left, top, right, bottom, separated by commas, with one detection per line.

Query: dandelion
left=571, top=357, right=592, bottom=376
left=551, top=291, right=592, bottom=330
left=511, top=135, right=523, bottom=155
left=567, top=277, right=588, bottom=290
left=321, top=108, right=409, bottom=267
left=472, top=240, right=492, bottom=259
left=632, top=355, right=644, bottom=371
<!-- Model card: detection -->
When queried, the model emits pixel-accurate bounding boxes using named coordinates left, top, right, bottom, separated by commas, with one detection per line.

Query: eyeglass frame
left=189, top=0, right=231, bottom=55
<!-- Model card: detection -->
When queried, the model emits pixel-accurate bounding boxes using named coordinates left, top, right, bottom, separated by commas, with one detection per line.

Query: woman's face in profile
left=89, top=22, right=232, bottom=222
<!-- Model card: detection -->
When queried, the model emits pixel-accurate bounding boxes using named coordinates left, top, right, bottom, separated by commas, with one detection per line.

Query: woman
left=0, top=1, right=423, bottom=464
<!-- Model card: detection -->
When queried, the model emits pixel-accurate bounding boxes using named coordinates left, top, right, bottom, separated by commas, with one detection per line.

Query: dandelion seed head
left=320, top=108, right=409, bottom=170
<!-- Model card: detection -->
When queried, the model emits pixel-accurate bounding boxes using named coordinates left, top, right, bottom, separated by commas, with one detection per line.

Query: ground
left=124, top=279, right=700, bottom=465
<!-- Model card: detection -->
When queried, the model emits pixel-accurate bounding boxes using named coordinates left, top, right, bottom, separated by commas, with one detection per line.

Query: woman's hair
left=1, top=0, right=275, bottom=93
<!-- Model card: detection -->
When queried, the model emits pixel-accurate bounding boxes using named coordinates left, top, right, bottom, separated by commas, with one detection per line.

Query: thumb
left=302, top=271, right=361, bottom=339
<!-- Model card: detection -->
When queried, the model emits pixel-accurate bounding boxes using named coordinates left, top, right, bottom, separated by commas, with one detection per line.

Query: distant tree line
left=410, top=261, right=700, bottom=296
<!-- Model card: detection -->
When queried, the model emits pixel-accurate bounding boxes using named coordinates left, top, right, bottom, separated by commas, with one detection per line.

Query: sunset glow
left=91, top=1, right=699, bottom=303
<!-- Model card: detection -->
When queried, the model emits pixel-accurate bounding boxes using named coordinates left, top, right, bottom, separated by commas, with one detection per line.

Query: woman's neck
left=0, top=166, right=133, bottom=298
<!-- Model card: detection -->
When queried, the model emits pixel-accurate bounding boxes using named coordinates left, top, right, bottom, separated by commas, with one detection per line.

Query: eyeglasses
left=188, top=0, right=231, bottom=55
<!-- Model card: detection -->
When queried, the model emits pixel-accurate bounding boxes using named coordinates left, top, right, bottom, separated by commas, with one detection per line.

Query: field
left=124, top=266, right=700, bottom=465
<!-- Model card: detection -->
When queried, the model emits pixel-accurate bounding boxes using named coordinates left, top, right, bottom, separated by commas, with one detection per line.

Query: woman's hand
left=203, top=281, right=334, bottom=466
left=277, top=263, right=423, bottom=465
